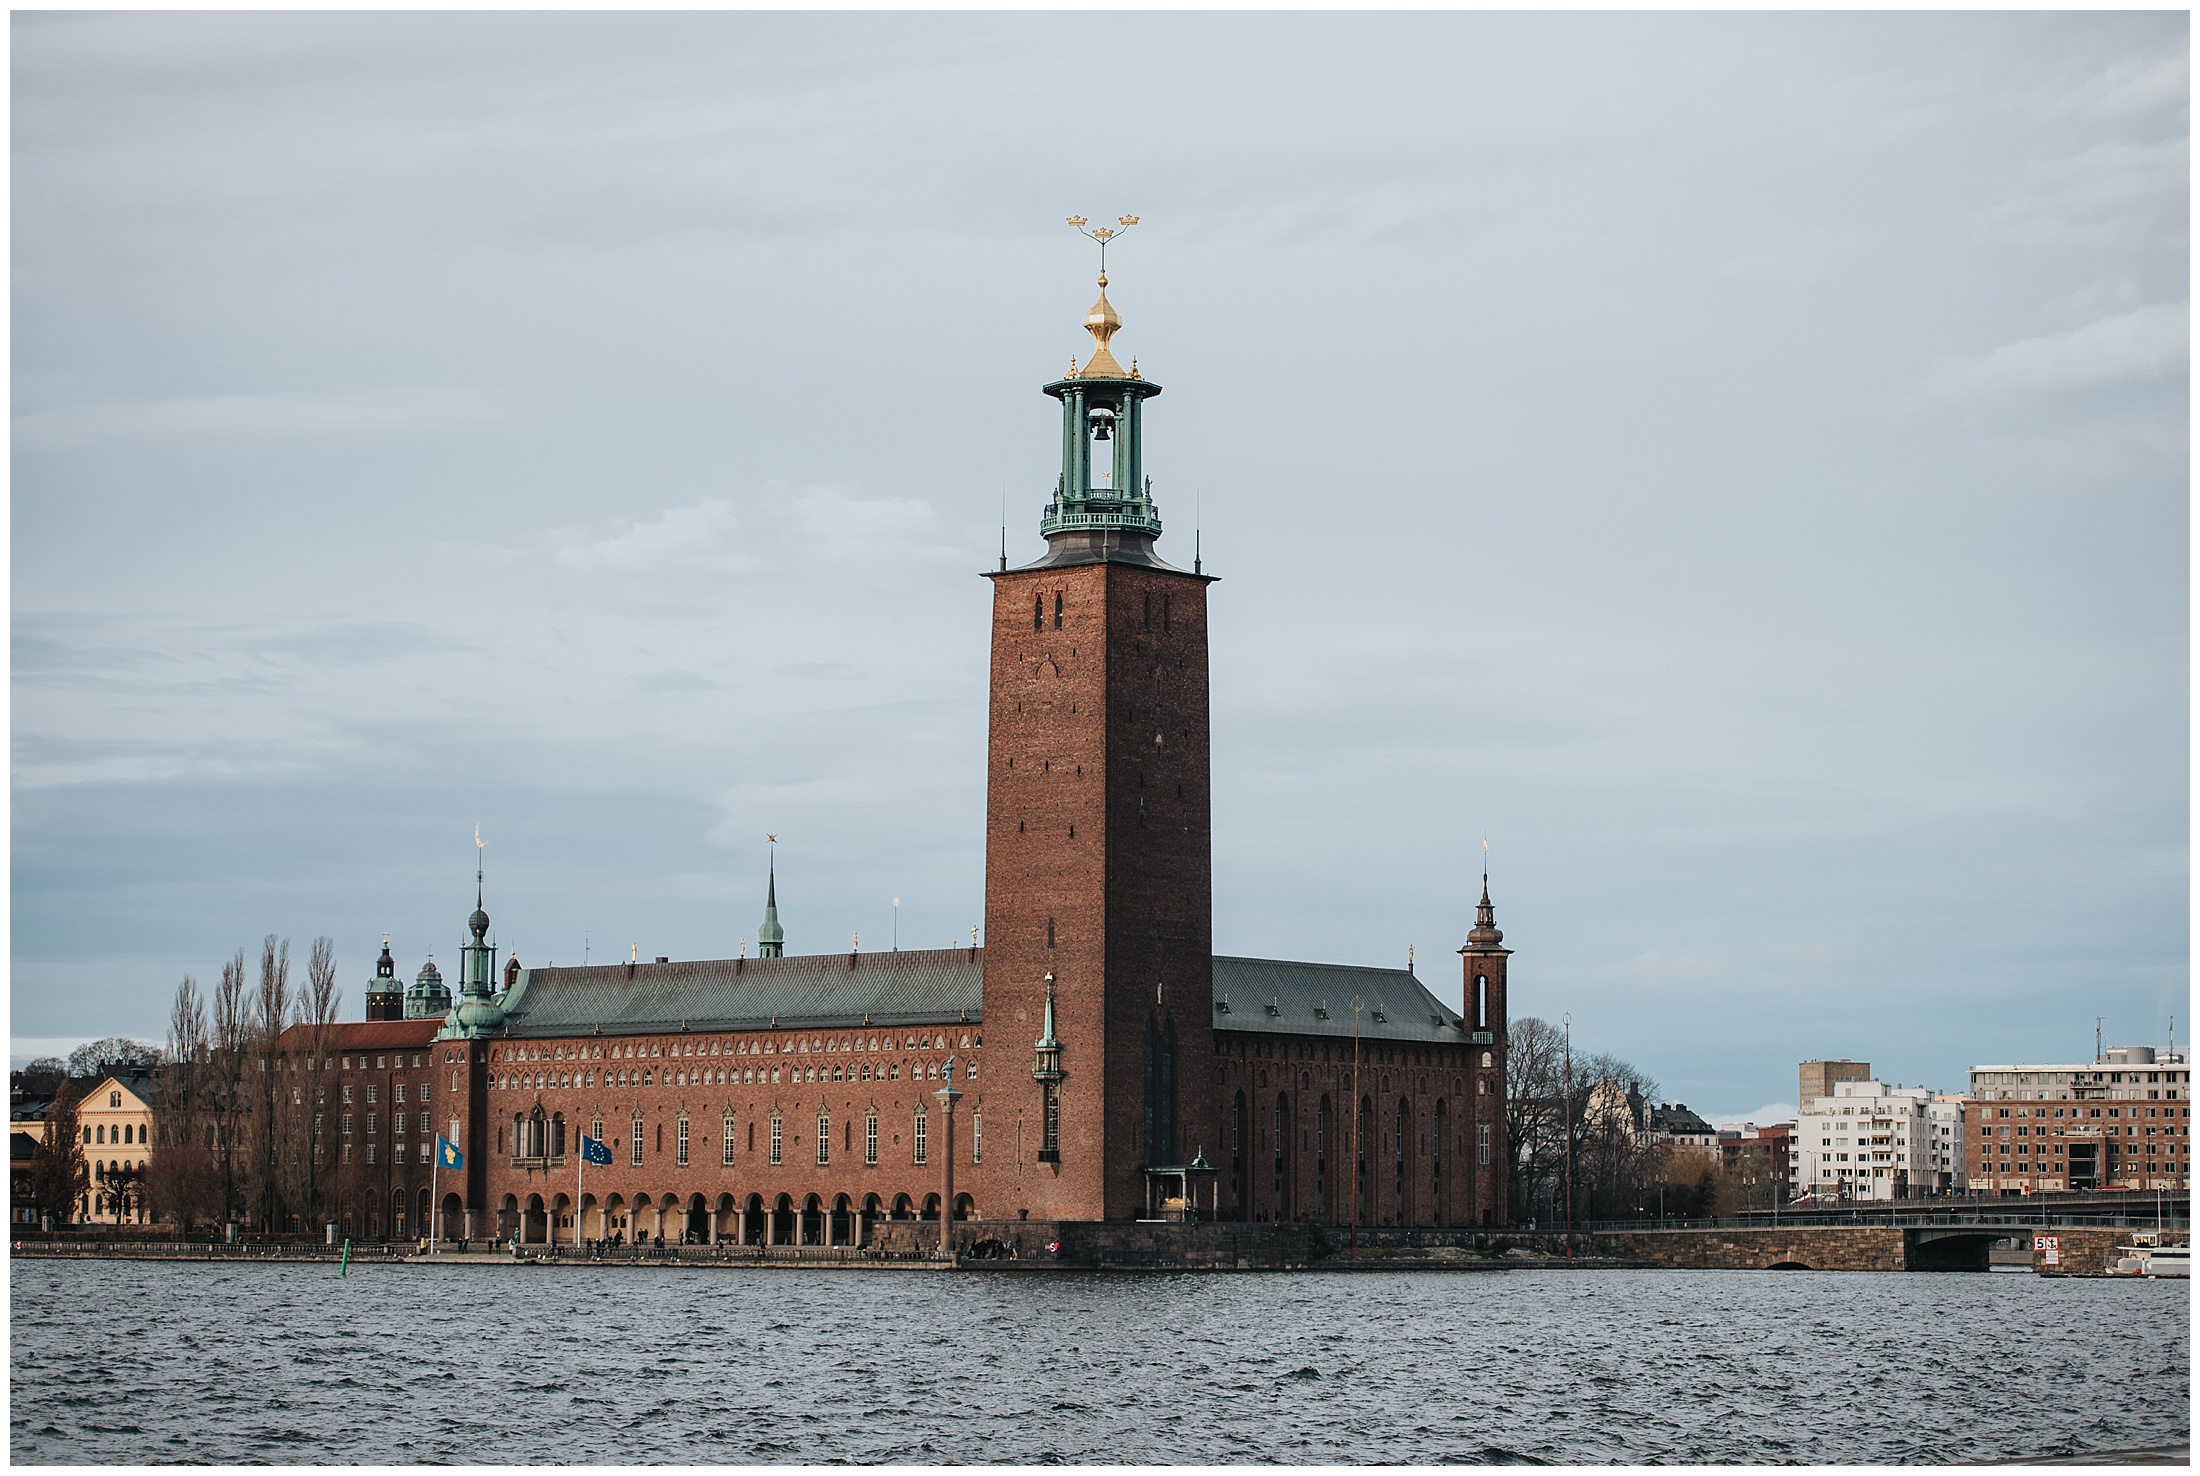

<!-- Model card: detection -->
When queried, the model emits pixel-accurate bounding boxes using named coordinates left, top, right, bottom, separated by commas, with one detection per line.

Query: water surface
left=9, top=1259, right=2188, bottom=1464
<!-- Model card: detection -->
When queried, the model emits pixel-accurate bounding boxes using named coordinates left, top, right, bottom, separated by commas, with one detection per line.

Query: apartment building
left=1792, top=1080, right=1966, bottom=1202
left=1966, top=1045, right=2189, bottom=1193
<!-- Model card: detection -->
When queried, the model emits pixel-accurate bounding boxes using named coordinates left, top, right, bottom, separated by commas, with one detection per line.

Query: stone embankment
left=2030, top=1228, right=2188, bottom=1277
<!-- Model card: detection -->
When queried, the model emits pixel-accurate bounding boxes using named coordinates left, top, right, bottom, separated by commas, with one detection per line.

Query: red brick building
left=375, top=272, right=1513, bottom=1243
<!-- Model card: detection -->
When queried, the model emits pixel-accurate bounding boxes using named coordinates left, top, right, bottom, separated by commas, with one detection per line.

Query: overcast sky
left=12, top=12, right=2188, bottom=1118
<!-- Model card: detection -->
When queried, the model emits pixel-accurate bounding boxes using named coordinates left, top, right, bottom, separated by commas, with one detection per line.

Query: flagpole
left=577, top=1133, right=584, bottom=1255
left=431, top=1148, right=440, bottom=1256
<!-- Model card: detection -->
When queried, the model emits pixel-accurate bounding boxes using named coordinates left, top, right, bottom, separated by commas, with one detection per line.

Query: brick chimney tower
left=983, top=248, right=1216, bottom=1221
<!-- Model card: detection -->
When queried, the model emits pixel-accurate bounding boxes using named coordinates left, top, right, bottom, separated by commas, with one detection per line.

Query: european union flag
left=436, top=1136, right=465, bottom=1170
left=580, top=1134, right=614, bottom=1166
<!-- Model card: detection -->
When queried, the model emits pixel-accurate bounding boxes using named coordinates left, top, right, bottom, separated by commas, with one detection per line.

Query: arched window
left=722, top=1113, right=737, bottom=1166
left=551, top=1114, right=566, bottom=1160
left=913, top=1106, right=928, bottom=1166
left=816, top=1110, right=830, bottom=1167
left=769, top=1113, right=783, bottom=1166
left=676, top=1114, right=690, bottom=1166
left=1053, top=591, right=1063, bottom=630
left=1315, top=1096, right=1329, bottom=1219
left=1229, top=1092, right=1244, bottom=1208
left=1033, top=592, right=1043, bottom=631
left=1394, top=1098, right=1411, bottom=1224
left=1475, top=974, right=1488, bottom=1030
left=1432, top=1098, right=1446, bottom=1228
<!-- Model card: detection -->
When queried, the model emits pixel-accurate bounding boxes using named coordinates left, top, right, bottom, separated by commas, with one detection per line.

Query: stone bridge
left=1592, top=1225, right=2006, bottom=1271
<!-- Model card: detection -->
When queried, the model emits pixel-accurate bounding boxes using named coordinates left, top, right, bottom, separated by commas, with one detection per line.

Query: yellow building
left=73, top=1073, right=155, bottom=1225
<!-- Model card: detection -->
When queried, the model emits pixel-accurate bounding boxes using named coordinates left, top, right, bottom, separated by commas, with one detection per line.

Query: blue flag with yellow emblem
left=581, top=1134, right=614, bottom=1166
left=436, top=1136, right=464, bottom=1170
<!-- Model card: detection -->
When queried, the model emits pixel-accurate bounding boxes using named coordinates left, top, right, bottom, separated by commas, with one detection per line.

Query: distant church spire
left=757, top=840, right=785, bottom=958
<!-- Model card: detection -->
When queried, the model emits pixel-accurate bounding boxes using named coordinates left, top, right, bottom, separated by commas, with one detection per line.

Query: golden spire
left=1080, top=271, right=1127, bottom=378
left=1066, top=214, right=1139, bottom=379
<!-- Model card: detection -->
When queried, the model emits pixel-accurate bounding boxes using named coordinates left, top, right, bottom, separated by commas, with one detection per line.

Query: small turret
left=406, top=957, right=451, bottom=1019
left=365, top=935, right=404, bottom=1021
left=435, top=845, right=510, bottom=1040
left=1032, top=970, right=1064, bottom=1164
left=1466, top=876, right=1504, bottom=948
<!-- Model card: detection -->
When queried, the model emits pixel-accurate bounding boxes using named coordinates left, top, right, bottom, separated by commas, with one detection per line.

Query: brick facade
left=982, top=559, right=1216, bottom=1221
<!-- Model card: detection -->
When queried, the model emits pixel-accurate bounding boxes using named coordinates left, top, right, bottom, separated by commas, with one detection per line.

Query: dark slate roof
left=11, top=1130, right=39, bottom=1161
left=1211, top=957, right=1467, bottom=1044
left=1650, top=1103, right=1716, bottom=1136
left=498, top=947, right=1470, bottom=1047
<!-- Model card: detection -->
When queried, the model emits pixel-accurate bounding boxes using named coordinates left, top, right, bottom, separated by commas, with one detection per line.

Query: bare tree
left=1504, top=1016, right=1564, bottom=1224
left=297, top=936, right=341, bottom=1228
left=16, top=1057, right=66, bottom=1097
left=253, top=934, right=293, bottom=1232
left=65, top=1037, right=159, bottom=1079
left=33, top=1079, right=89, bottom=1227
left=153, top=975, right=212, bottom=1230
left=1504, top=1017, right=1668, bottom=1226
left=211, top=949, right=251, bottom=1225
left=144, top=1137, right=220, bottom=1232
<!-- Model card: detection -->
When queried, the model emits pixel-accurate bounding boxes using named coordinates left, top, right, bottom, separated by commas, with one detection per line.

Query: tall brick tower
left=983, top=262, right=1216, bottom=1222
left=1458, top=869, right=1511, bottom=1225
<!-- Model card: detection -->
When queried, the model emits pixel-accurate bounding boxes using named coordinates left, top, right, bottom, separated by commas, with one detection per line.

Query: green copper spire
left=757, top=851, right=785, bottom=958
left=435, top=830, right=508, bottom=1041
left=1031, top=970, right=1063, bottom=1083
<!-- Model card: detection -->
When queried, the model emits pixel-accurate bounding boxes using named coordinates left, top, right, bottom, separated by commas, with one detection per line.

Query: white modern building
left=1792, top=1079, right=1967, bottom=1203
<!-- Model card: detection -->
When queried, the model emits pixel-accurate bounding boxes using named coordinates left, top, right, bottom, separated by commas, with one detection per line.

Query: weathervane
left=1066, top=214, right=1140, bottom=279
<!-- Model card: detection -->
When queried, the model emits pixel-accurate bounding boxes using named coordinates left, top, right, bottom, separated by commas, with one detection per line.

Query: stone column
left=765, top=1203, right=776, bottom=1247
left=936, top=1068, right=963, bottom=1259
left=708, top=1202, right=718, bottom=1245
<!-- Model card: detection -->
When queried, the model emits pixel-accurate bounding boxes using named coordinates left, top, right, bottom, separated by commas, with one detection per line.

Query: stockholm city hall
left=288, top=245, right=1515, bottom=1250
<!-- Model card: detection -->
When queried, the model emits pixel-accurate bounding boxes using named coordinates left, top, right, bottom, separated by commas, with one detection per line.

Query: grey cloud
left=1923, top=302, right=2187, bottom=398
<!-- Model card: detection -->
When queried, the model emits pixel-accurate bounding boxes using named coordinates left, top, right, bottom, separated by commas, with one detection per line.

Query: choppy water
left=9, top=1258, right=2188, bottom=1464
